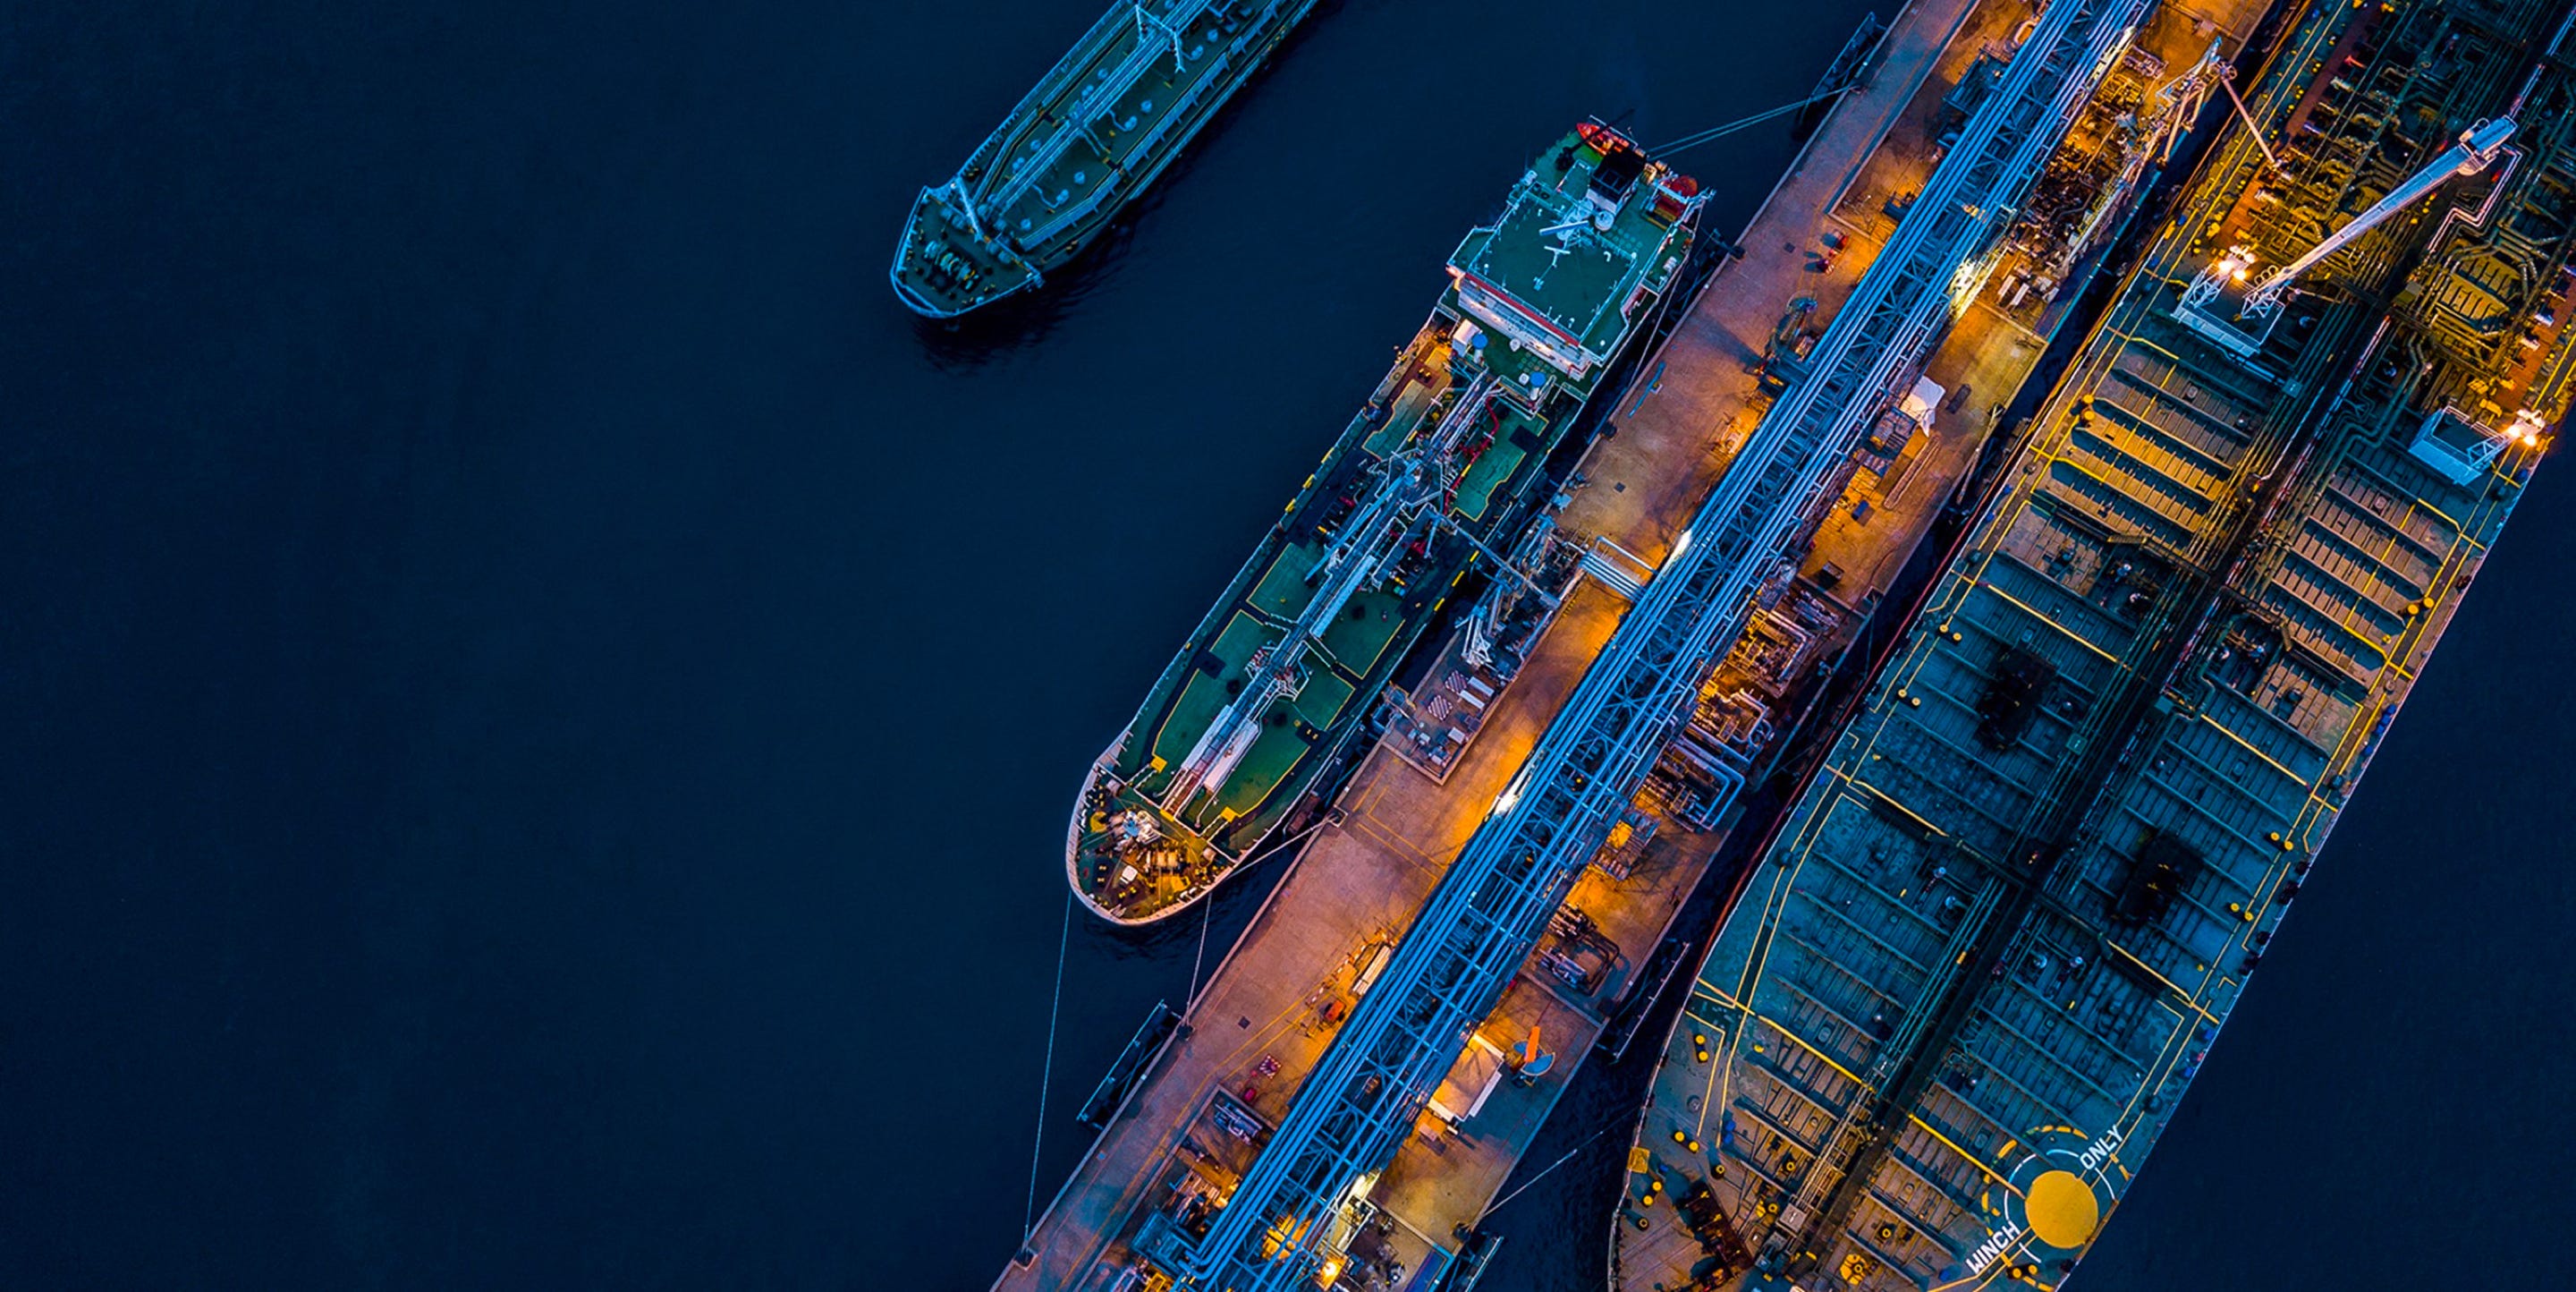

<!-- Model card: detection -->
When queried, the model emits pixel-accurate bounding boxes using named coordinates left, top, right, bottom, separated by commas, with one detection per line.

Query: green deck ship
left=891, top=0, right=1315, bottom=318
left=1069, top=123, right=1703, bottom=923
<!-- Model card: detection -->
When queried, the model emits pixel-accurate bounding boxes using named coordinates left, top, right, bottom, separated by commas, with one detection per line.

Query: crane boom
left=2239, top=116, right=2516, bottom=315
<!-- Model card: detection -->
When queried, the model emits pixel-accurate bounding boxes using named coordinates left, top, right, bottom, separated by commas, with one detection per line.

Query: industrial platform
left=1614, top=1, right=2568, bottom=1288
left=994, top=0, right=2250, bottom=1286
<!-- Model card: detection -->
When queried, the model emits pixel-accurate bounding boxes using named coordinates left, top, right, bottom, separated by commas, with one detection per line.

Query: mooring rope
left=1653, top=84, right=1854, bottom=157
left=1188, top=899, right=1214, bottom=1007
left=1023, top=887, right=1074, bottom=1240
left=1479, top=1116, right=1626, bottom=1224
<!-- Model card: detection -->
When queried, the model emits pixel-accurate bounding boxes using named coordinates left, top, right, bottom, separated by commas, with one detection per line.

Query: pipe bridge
left=1168, top=4, right=2151, bottom=1288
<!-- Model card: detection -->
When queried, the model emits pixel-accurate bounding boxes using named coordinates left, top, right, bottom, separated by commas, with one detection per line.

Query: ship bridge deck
left=1451, top=166, right=1685, bottom=362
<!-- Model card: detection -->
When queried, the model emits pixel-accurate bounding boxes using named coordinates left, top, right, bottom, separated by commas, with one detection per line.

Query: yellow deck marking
left=1979, top=582, right=2121, bottom=664
left=2026, top=1169, right=2100, bottom=1246
left=2195, top=709, right=2303, bottom=786
left=1905, top=1112, right=2014, bottom=1190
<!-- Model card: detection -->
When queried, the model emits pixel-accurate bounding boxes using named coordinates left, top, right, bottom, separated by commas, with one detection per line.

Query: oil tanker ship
left=1611, top=2, right=2571, bottom=1288
left=1068, top=123, right=1702, bottom=922
left=891, top=0, right=1316, bottom=318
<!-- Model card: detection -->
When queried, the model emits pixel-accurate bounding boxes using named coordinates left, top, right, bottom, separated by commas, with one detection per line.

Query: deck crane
left=2131, top=36, right=2292, bottom=176
left=2184, top=116, right=2517, bottom=325
left=1156, top=371, right=1562, bottom=822
left=1156, top=373, right=1494, bottom=819
left=2150, top=37, right=2289, bottom=174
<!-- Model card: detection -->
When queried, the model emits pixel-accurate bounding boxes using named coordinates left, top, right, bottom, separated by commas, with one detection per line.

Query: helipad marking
left=2027, top=1169, right=2101, bottom=1248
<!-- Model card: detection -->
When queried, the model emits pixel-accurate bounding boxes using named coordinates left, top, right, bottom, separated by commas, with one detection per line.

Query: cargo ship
left=1611, top=2, right=2572, bottom=1289
left=1068, top=123, right=1702, bottom=922
left=991, top=3, right=2300, bottom=1288
left=891, top=0, right=1316, bottom=318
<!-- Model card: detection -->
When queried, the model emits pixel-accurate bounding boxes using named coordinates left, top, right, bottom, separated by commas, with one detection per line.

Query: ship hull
left=892, top=0, right=1318, bottom=318
left=1065, top=738, right=1133, bottom=924
left=1070, top=124, right=1705, bottom=922
left=1607, top=3, right=2567, bottom=1287
left=1062, top=310, right=1575, bottom=923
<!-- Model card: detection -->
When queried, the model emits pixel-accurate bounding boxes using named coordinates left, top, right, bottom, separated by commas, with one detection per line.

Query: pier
left=999, top=2, right=2275, bottom=1288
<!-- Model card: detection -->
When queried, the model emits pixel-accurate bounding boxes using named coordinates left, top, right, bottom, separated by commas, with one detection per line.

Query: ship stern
left=890, top=182, right=1039, bottom=318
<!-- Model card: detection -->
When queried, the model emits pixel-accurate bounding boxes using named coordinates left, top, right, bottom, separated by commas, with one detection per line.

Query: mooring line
left=1189, top=898, right=1214, bottom=1007
left=1023, top=887, right=1074, bottom=1239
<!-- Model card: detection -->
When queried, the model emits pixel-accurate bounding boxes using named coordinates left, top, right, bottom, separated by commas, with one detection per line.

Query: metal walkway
left=1165, top=4, right=2155, bottom=1288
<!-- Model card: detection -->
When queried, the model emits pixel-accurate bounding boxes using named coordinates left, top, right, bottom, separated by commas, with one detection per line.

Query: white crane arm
left=2241, top=116, right=2516, bottom=313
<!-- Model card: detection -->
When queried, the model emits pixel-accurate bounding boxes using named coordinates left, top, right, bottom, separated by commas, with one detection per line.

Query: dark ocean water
left=2, top=2, right=2568, bottom=1288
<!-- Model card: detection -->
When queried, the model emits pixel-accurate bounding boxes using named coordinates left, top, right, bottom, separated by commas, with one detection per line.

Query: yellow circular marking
left=2026, top=1169, right=2100, bottom=1248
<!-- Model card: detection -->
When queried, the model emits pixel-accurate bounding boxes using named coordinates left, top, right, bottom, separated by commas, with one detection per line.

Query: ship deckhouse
left=1446, top=123, right=1699, bottom=379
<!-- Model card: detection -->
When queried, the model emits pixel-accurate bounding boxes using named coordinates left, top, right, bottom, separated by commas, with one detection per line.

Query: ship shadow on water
left=902, top=119, right=1258, bottom=370
left=898, top=112, right=1250, bottom=363
left=902, top=217, right=1129, bottom=371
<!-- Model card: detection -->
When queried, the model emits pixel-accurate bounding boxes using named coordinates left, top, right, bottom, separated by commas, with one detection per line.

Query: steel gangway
left=1166, top=4, right=2150, bottom=1288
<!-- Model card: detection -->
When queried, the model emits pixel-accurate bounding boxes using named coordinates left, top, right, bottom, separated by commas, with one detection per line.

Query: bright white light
left=1947, top=256, right=1987, bottom=312
left=1488, top=766, right=1533, bottom=820
left=1670, top=529, right=1693, bottom=561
